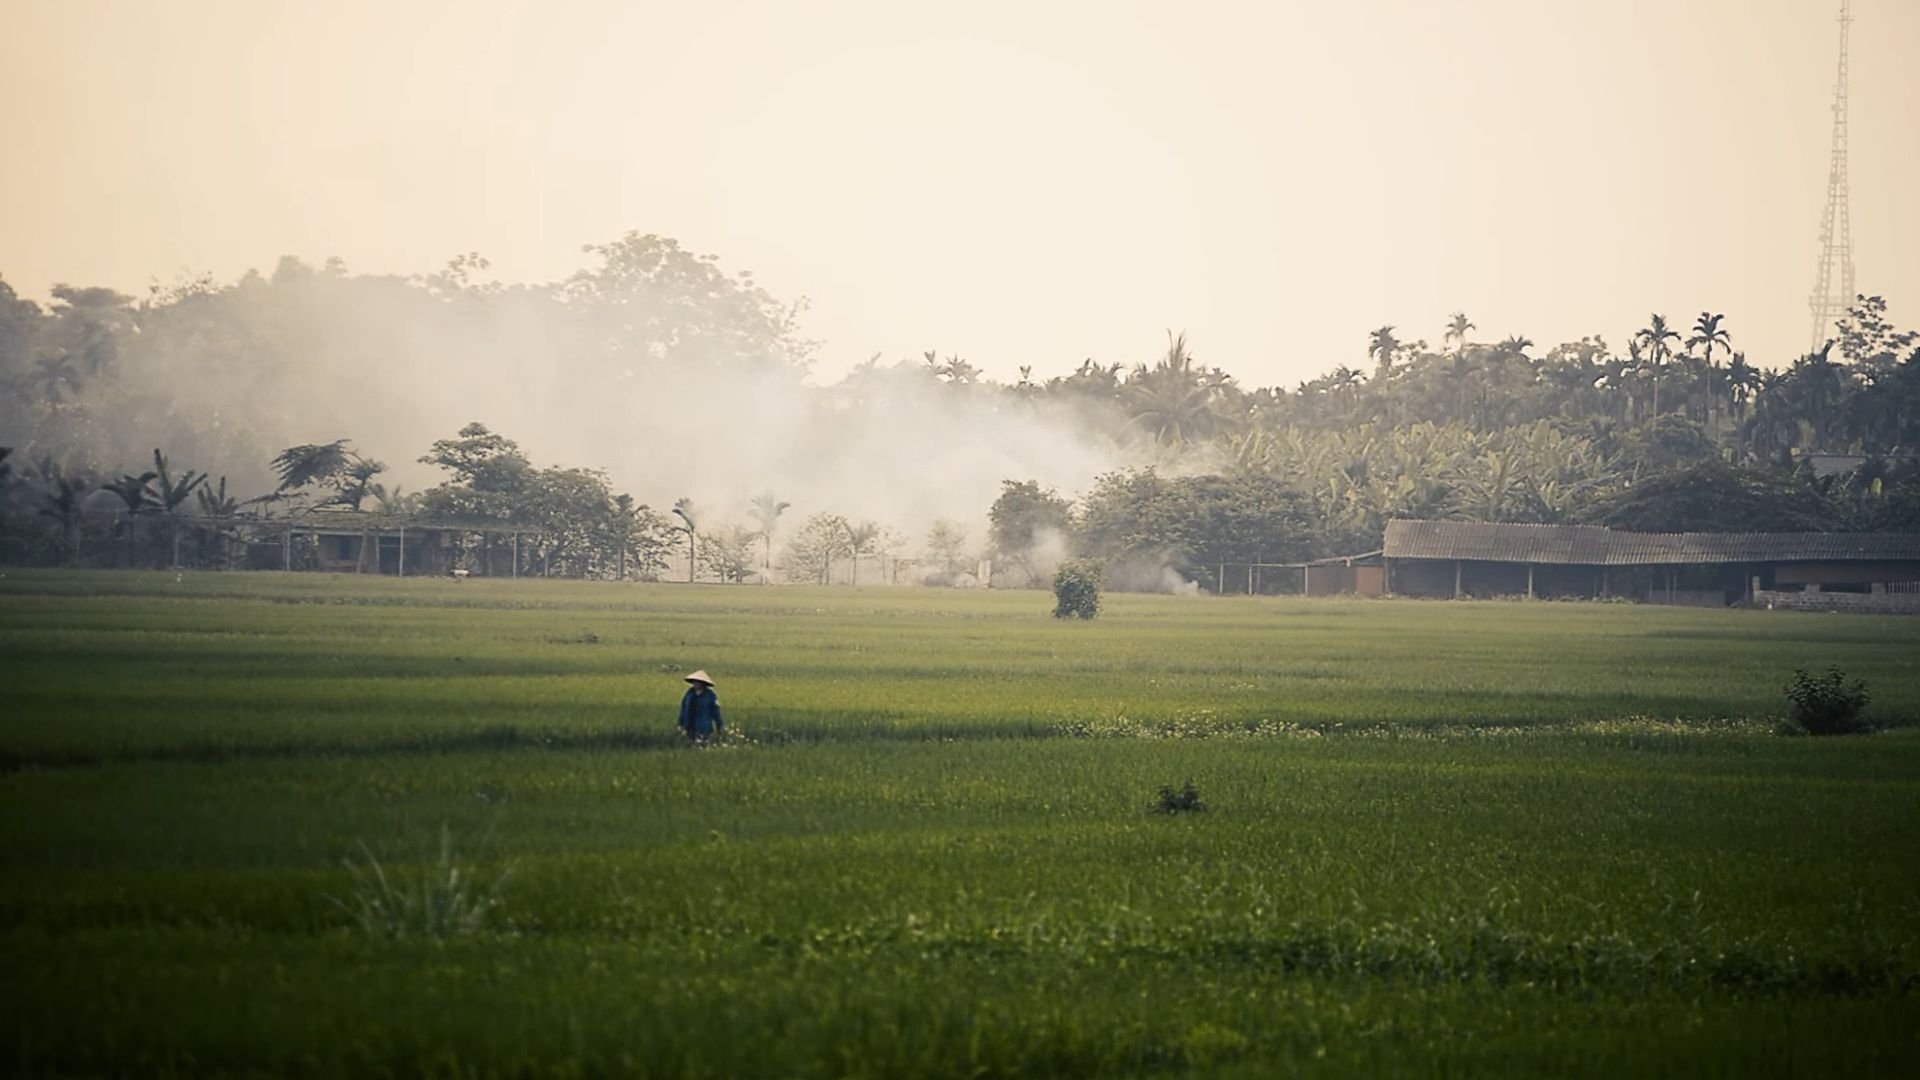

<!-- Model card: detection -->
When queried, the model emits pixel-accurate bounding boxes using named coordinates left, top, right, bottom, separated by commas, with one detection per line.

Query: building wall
left=1303, top=564, right=1385, bottom=597
left=1756, top=589, right=1920, bottom=614
left=1775, top=561, right=1920, bottom=586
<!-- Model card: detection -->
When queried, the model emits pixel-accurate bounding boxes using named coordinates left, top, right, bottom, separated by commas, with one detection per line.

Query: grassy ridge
left=1, top=570, right=1917, bottom=1075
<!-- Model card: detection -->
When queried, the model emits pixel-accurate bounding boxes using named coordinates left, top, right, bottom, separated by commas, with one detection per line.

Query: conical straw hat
left=683, top=669, right=715, bottom=686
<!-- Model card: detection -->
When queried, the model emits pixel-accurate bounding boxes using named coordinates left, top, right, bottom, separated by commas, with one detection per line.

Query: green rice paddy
left=2, top=571, right=1916, bottom=1076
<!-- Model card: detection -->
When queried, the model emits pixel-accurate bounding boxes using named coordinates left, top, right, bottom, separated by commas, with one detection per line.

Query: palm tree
left=747, top=492, right=790, bottom=573
left=1497, top=336, right=1534, bottom=359
left=270, top=440, right=354, bottom=494
left=31, top=457, right=97, bottom=565
left=146, top=449, right=207, bottom=515
left=195, top=476, right=243, bottom=569
left=1686, top=312, right=1732, bottom=427
left=671, top=498, right=697, bottom=583
left=1725, top=352, right=1759, bottom=423
left=1125, top=331, right=1224, bottom=447
left=1686, top=312, right=1730, bottom=367
left=1367, top=325, right=1401, bottom=381
left=101, top=470, right=158, bottom=514
left=1328, top=365, right=1366, bottom=423
left=1633, top=314, right=1681, bottom=417
left=337, top=459, right=386, bottom=512
left=843, top=519, right=881, bottom=586
left=144, top=449, right=207, bottom=567
left=1444, top=313, right=1475, bottom=355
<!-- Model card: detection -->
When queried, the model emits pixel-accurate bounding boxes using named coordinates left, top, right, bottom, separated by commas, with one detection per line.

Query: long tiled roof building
left=1377, top=520, right=1920, bottom=611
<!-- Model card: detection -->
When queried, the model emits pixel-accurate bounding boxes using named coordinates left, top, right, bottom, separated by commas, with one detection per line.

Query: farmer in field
left=677, top=670, right=724, bottom=745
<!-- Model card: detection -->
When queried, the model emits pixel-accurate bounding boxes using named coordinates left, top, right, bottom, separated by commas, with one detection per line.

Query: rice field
left=2, top=570, right=1916, bottom=1076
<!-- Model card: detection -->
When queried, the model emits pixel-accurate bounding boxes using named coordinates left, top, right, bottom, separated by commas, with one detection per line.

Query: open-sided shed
left=1381, top=520, right=1920, bottom=609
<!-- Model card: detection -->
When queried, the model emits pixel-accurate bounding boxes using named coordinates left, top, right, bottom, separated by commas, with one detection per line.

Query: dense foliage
left=4, top=238, right=1919, bottom=582
left=1050, top=557, right=1103, bottom=619
left=1783, top=667, right=1873, bottom=736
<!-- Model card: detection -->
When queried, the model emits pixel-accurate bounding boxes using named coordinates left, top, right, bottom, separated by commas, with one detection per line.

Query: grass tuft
left=327, top=825, right=511, bottom=940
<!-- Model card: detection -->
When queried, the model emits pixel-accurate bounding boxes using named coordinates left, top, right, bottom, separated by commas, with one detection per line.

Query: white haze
left=72, top=266, right=1145, bottom=552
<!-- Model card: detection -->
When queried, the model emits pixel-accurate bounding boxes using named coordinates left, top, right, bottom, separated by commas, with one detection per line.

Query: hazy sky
left=3, top=0, right=1916, bottom=386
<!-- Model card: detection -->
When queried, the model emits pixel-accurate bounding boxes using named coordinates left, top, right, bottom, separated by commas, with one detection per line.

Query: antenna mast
left=1807, top=0, right=1855, bottom=354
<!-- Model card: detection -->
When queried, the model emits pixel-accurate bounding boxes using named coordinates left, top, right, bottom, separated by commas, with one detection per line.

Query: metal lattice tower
left=1808, top=0, right=1856, bottom=354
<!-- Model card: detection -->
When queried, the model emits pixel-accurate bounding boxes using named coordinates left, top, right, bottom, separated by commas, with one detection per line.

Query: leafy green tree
left=778, top=511, right=851, bottom=584
left=517, top=466, right=628, bottom=577
left=922, top=519, right=972, bottom=580
left=1051, top=558, right=1103, bottom=619
left=273, top=439, right=387, bottom=512
left=1580, top=460, right=1836, bottom=532
left=418, top=424, right=531, bottom=521
left=1835, top=295, right=1918, bottom=380
left=698, top=523, right=761, bottom=583
left=987, top=479, right=1073, bottom=574
left=561, top=232, right=816, bottom=373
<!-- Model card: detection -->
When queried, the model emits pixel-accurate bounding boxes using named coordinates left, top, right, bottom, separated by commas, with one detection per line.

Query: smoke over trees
left=3, top=231, right=1920, bottom=586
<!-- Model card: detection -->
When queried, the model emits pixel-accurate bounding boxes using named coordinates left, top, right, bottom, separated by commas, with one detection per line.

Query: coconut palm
left=1125, top=331, right=1225, bottom=447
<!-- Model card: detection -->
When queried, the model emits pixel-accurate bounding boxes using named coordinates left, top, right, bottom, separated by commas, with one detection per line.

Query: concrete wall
left=1755, top=589, right=1920, bottom=614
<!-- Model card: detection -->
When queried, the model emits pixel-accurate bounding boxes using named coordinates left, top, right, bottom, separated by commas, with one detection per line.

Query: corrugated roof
left=1382, top=519, right=1920, bottom=565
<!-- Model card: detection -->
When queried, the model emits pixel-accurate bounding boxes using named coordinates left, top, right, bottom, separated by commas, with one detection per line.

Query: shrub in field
left=1783, top=667, right=1871, bottom=735
left=1152, top=780, right=1206, bottom=814
left=1052, top=558, right=1103, bottom=620
left=328, top=826, right=511, bottom=940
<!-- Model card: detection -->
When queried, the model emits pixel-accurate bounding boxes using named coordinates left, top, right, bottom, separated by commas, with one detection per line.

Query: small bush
left=328, top=825, right=512, bottom=940
left=1052, top=558, right=1104, bottom=620
left=1153, top=780, right=1206, bottom=814
left=1784, top=667, right=1871, bottom=736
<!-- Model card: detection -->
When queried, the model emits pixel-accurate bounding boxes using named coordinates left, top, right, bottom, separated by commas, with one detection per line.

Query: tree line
left=3, top=233, right=1918, bottom=584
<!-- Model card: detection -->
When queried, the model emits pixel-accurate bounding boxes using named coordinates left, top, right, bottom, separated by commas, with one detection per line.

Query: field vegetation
left=2, top=571, right=1917, bottom=1075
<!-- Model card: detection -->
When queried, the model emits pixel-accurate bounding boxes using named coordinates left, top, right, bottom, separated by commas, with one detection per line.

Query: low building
left=1380, top=519, right=1920, bottom=610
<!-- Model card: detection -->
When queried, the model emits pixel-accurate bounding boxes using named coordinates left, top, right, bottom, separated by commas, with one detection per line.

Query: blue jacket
left=678, top=685, right=723, bottom=738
